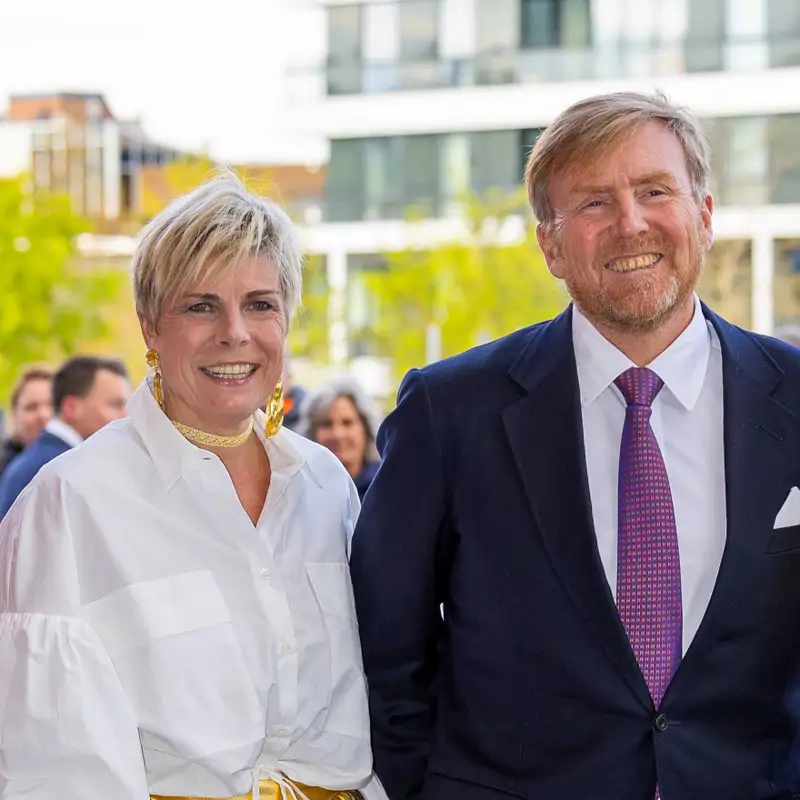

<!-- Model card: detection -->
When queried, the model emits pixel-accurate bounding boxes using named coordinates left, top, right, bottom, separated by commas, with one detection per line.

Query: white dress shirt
left=44, top=416, right=84, bottom=448
left=572, top=296, right=727, bottom=654
left=0, top=380, right=383, bottom=799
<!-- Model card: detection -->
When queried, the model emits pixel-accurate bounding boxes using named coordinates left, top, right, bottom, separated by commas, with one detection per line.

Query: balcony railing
left=285, top=32, right=800, bottom=102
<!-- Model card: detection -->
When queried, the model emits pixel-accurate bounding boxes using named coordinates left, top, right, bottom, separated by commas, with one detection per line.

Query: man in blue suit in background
left=0, top=356, right=130, bottom=517
left=351, top=91, right=800, bottom=799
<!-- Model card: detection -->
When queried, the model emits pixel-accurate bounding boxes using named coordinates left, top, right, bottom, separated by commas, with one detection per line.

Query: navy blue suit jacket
left=351, top=305, right=800, bottom=800
left=0, top=430, right=72, bottom=518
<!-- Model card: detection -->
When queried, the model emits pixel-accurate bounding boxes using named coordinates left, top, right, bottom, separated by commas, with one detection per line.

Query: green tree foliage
left=0, top=176, right=124, bottom=403
left=361, top=189, right=568, bottom=385
left=290, top=252, right=331, bottom=363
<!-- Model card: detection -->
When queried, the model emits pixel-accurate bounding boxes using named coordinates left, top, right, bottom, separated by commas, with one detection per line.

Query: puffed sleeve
left=0, top=476, right=149, bottom=799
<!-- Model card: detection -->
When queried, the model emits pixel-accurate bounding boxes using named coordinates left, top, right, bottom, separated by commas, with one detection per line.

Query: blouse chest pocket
left=304, top=562, right=369, bottom=738
left=84, top=570, right=264, bottom=755
left=305, top=561, right=357, bottom=620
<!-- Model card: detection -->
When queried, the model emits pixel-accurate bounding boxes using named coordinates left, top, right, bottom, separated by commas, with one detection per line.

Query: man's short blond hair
left=524, top=91, right=711, bottom=226
left=132, top=170, right=303, bottom=328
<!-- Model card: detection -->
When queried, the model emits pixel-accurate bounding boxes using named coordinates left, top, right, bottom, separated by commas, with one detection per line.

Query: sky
left=0, top=0, right=326, bottom=164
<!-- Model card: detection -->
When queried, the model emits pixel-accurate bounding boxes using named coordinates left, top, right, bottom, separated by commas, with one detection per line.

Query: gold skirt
left=151, top=780, right=363, bottom=800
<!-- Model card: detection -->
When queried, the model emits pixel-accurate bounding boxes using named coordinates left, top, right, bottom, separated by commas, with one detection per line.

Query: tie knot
left=614, top=367, right=663, bottom=407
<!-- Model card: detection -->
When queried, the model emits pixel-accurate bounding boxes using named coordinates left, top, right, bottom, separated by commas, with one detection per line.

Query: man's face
left=537, top=120, right=714, bottom=334
left=65, top=369, right=131, bottom=439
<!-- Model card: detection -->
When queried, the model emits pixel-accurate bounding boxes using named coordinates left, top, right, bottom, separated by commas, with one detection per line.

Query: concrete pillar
left=751, top=231, right=774, bottom=334
left=326, top=247, right=349, bottom=365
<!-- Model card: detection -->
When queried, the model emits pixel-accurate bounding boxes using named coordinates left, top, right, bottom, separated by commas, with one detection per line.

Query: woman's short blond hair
left=132, top=170, right=303, bottom=328
left=524, top=91, right=711, bottom=227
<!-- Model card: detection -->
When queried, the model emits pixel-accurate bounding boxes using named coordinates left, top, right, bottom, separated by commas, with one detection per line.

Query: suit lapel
left=502, top=308, right=651, bottom=707
left=665, top=308, right=798, bottom=701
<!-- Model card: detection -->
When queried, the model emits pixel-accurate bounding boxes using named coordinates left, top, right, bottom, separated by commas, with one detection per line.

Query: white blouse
left=0, top=380, right=381, bottom=799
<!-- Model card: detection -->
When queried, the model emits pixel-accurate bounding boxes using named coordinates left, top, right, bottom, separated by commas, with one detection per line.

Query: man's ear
left=537, top=223, right=566, bottom=280
left=700, top=193, right=715, bottom=253
left=59, top=395, right=80, bottom=425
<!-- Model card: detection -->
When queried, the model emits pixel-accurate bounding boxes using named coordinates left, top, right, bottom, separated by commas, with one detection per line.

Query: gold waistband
left=151, top=780, right=363, bottom=800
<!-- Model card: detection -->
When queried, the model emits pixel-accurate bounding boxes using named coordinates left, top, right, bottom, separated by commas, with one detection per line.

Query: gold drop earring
left=265, top=380, right=284, bottom=438
left=145, top=349, right=164, bottom=410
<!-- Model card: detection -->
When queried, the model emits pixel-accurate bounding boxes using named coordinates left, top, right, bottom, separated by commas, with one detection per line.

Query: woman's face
left=314, top=395, right=368, bottom=477
left=142, top=255, right=286, bottom=435
left=13, top=378, right=53, bottom=446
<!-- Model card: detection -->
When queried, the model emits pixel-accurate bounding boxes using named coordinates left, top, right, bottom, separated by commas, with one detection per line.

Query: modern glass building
left=285, top=0, right=800, bottom=361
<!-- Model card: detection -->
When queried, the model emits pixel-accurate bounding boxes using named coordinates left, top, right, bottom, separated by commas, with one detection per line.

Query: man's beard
left=565, top=230, right=705, bottom=334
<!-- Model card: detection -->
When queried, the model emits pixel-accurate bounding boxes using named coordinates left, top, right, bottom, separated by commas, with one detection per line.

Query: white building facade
left=284, top=0, right=800, bottom=364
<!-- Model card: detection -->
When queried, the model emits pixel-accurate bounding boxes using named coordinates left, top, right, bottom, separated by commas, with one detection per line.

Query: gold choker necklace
left=171, top=416, right=255, bottom=448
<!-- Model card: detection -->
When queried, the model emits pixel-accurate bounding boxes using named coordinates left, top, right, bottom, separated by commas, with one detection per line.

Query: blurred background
left=1, top=0, right=800, bottom=431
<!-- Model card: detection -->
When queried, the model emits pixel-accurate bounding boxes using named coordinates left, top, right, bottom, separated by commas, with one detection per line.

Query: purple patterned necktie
left=615, top=367, right=682, bottom=710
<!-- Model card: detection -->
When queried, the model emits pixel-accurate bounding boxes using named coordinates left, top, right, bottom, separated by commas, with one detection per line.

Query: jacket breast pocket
left=85, top=570, right=263, bottom=754
left=766, top=524, right=800, bottom=555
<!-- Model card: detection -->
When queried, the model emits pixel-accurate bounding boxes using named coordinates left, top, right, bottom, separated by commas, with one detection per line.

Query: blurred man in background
left=281, top=347, right=307, bottom=432
left=0, top=368, right=54, bottom=480
left=0, top=356, right=130, bottom=517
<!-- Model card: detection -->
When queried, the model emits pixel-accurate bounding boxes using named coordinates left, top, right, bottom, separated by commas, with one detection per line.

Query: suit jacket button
left=654, top=714, right=669, bottom=732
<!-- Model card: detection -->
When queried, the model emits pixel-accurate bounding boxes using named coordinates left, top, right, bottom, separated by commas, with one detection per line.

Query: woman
left=0, top=366, right=53, bottom=478
left=0, top=174, right=384, bottom=800
left=299, top=378, right=381, bottom=501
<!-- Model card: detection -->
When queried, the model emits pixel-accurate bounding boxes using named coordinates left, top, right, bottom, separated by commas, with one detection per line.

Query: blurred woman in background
left=300, top=377, right=381, bottom=501
left=0, top=367, right=53, bottom=479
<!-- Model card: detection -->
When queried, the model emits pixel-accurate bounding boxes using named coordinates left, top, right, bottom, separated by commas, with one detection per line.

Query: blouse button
left=260, top=568, right=271, bottom=580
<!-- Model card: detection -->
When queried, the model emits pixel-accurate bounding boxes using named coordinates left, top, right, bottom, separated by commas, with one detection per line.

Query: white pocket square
left=774, top=486, right=800, bottom=529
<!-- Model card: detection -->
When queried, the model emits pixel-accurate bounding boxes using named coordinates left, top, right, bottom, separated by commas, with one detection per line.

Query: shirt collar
left=45, top=417, right=84, bottom=448
left=127, top=379, right=317, bottom=490
left=572, top=295, right=714, bottom=411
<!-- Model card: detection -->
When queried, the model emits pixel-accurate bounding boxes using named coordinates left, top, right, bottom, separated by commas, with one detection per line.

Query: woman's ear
left=139, top=314, right=156, bottom=350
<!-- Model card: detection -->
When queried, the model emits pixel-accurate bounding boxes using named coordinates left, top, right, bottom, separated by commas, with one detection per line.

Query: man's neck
left=47, top=416, right=84, bottom=446
left=583, top=297, right=696, bottom=367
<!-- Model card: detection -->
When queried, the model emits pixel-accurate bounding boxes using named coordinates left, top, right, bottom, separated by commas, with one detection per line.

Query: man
left=281, top=347, right=307, bottom=433
left=351, top=91, right=800, bottom=799
left=0, top=368, right=53, bottom=479
left=0, top=356, right=130, bottom=517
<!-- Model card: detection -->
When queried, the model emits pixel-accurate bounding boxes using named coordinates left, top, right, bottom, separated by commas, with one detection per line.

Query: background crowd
left=0, top=352, right=383, bottom=519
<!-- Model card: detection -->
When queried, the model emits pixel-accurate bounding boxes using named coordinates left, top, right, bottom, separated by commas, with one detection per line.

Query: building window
left=404, top=135, right=441, bottom=217
left=399, top=0, right=439, bottom=59
left=326, top=139, right=365, bottom=222
left=365, top=137, right=403, bottom=219
left=707, top=114, right=800, bottom=207
left=474, top=0, right=519, bottom=85
left=520, top=0, right=591, bottom=49
left=470, top=130, right=519, bottom=195
left=685, top=0, right=726, bottom=72
left=769, top=114, right=800, bottom=203
left=768, top=0, right=800, bottom=67
left=327, top=4, right=363, bottom=95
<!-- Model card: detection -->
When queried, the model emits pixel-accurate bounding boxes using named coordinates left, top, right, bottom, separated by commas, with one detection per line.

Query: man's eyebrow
left=570, top=171, right=676, bottom=196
